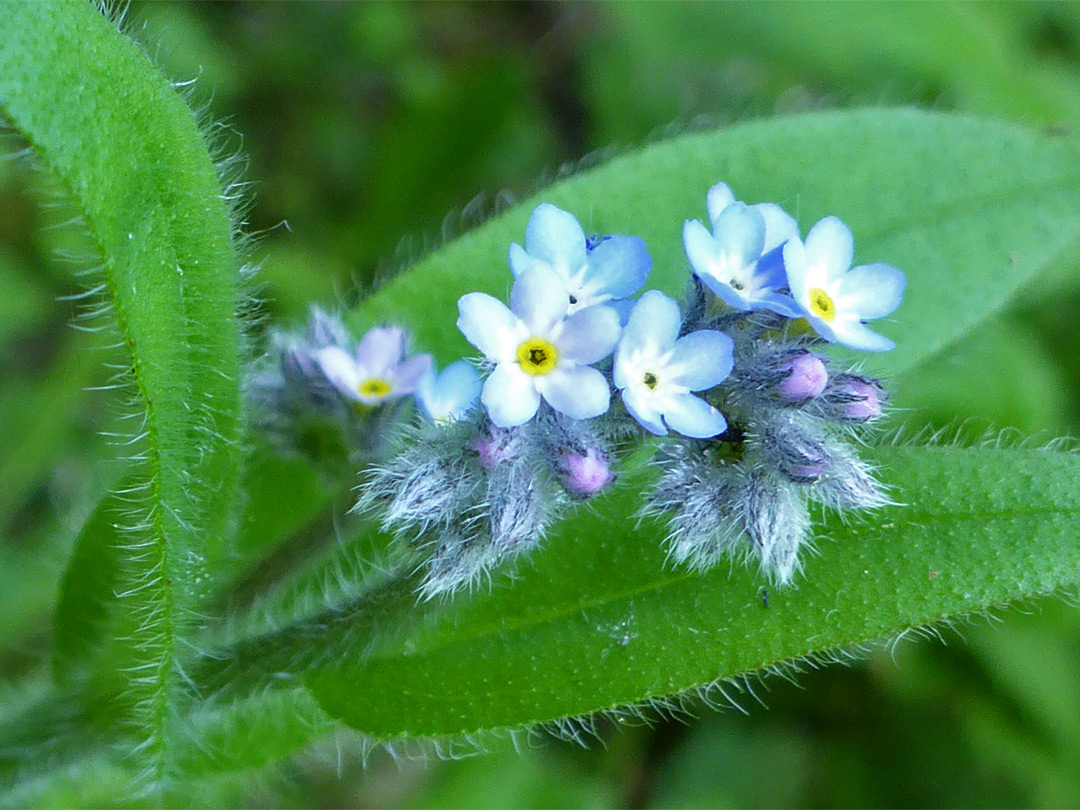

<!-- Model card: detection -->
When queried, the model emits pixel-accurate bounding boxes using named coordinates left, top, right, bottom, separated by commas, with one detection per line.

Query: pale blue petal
left=583, top=236, right=651, bottom=299
left=782, top=238, right=810, bottom=302
left=510, top=263, right=569, bottom=335
left=683, top=219, right=720, bottom=279
left=663, top=393, right=728, bottom=438
left=756, top=202, right=799, bottom=253
left=315, top=346, right=362, bottom=399
left=754, top=243, right=788, bottom=290
left=524, top=203, right=586, bottom=274
left=712, top=203, right=766, bottom=268
left=439, top=360, right=482, bottom=409
left=388, top=354, right=432, bottom=394
left=706, top=182, right=736, bottom=226
left=508, top=242, right=534, bottom=277
left=835, top=263, right=905, bottom=320
left=482, top=363, right=540, bottom=427
left=622, top=388, right=667, bottom=436
left=355, top=326, right=404, bottom=376
left=536, top=365, right=611, bottom=420
left=829, top=319, right=896, bottom=352
left=553, top=304, right=621, bottom=365
left=457, top=293, right=524, bottom=363
left=758, top=291, right=804, bottom=318
left=667, top=330, right=734, bottom=391
left=615, top=291, right=682, bottom=380
left=610, top=298, right=635, bottom=326
left=804, top=216, right=854, bottom=282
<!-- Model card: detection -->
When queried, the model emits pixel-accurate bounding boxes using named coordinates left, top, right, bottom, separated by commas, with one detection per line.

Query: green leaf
left=0, top=2, right=244, bottom=782
left=345, top=109, right=1080, bottom=384
left=304, top=444, right=1080, bottom=738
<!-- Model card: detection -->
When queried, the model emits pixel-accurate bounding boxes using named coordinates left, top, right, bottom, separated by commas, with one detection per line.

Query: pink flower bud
left=777, top=353, right=828, bottom=402
left=469, top=430, right=513, bottom=469
left=825, top=375, right=886, bottom=422
left=560, top=448, right=616, bottom=498
left=840, top=382, right=882, bottom=420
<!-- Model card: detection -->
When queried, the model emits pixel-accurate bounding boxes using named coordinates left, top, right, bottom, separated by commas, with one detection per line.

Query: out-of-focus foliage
left=2, top=2, right=1080, bottom=807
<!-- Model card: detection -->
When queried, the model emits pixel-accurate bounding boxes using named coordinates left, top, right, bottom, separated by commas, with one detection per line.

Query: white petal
left=536, top=365, right=611, bottom=420
left=663, top=393, right=728, bottom=438
left=622, top=388, right=667, bottom=435
left=524, top=203, right=587, bottom=276
left=355, top=327, right=404, bottom=376
left=510, top=263, right=569, bottom=336
left=706, top=182, right=736, bottom=226
left=315, top=346, right=362, bottom=399
left=667, top=330, right=734, bottom=391
left=620, top=290, right=681, bottom=358
left=828, top=319, right=896, bottom=352
left=482, top=363, right=541, bottom=427
left=457, top=293, right=525, bottom=363
left=834, top=263, right=905, bottom=321
left=756, top=202, right=800, bottom=253
left=804, top=216, right=854, bottom=282
left=552, top=304, right=621, bottom=365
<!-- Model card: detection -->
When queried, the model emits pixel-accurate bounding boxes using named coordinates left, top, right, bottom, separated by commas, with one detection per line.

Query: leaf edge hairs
left=254, top=183, right=904, bottom=596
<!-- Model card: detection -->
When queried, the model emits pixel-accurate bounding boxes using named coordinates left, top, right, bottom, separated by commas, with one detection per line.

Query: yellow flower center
left=358, top=378, right=393, bottom=398
left=642, top=371, right=659, bottom=390
left=516, top=337, right=558, bottom=376
left=808, top=287, right=836, bottom=322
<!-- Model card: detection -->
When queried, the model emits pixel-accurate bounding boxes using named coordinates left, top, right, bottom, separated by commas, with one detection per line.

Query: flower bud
left=777, top=352, right=828, bottom=402
left=559, top=448, right=616, bottom=498
left=824, top=374, right=886, bottom=422
left=469, top=428, right=514, bottom=469
left=741, top=471, right=809, bottom=585
left=307, top=306, right=351, bottom=349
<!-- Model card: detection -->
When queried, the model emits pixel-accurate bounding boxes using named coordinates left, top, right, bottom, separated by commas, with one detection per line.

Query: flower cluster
left=258, top=188, right=904, bottom=596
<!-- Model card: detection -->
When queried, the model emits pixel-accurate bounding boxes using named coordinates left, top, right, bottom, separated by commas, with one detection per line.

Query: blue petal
left=554, top=304, right=621, bottom=365
left=758, top=291, right=804, bottom=319
left=510, top=264, right=569, bottom=335
left=614, top=291, right=681, bottom=389
left=754, top=243, right=789, bottom=290
left=584, top=235, right=651, bottom=299
left=508, top=242, right=532, bottom=277
left=804, top=216, right=854, bottom=282
left=712, top=203, right=766, bottom=268
left=683, top=219, right=720, bottom=280
left=835, top=263, right=905, bottom=321
left=355, top=327, right=404, bottom=376
left=482, top=363, right=540, bottom=427
left=706, top=182, right=736, bottom=226
left=756, top=202, right=799, bottom=253
left=829, top=319, right=896, bottom=352
left=524, top=203, right=587, bottom=275
left=663, top=393, right=728, bottom=438
left=622, top=388, right=667, bottom=436
left=667, top=330, right=734, bottom=391
left=536, top=365, right=611, bottom=420
left=437, top=360, right=482, bottom=415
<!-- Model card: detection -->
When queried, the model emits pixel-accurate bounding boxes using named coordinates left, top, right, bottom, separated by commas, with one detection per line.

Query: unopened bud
left=559, top=448, right=616, bottom=498
left=469, top=429, right=514, bottom=469
left=825, top=374, right=886, bottom=422
left=777, top=352, right=828, bottom=402
left=307, top=306, right=351, bottom=349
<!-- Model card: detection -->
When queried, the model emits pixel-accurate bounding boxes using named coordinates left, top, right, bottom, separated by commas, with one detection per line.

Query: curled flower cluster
left=259, top=184, right=904, bottom=595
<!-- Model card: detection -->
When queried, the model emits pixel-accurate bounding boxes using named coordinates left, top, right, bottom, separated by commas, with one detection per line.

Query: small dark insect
left=758, top=586, right=770, bottom=609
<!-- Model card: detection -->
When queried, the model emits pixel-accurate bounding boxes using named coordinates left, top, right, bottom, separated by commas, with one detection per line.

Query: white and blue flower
left=783, top=216, right=905, bottom=352
left=613, top=290, right=733, bottom=438
left=457, top=264, right=621, bottom=428
left=415, top=360, right=481, bottom=425
left=683, top=182, right=802, bottom=317
left=509, top=203, right=651, bottom=315
left=316, top=326, right=432, bottom=406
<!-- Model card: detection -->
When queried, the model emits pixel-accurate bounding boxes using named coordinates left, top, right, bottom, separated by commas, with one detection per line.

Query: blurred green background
left=3, top=2, right=1080, bottom=806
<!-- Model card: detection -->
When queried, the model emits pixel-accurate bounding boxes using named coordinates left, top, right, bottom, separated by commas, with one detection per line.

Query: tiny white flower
left=415, top=360, right=481, bottom=425
left=783, top=216, right=906, bottom=352
left=613, top=291, right=733, bottom=438
left=508, top=203, right=651, bottom=315
left=315, top=326, right=431, bottom=405
left=683, top=182, right=802, bottom=317
left=457, top=264, right=621, bottom=428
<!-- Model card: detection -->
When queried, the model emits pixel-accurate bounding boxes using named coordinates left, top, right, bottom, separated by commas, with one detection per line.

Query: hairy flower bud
left=740, top=471, right=810, bottom=585
left=824, top=374, right=886, bottom=422
left=469, top=427, right=516, bottom=469
left=777, top=352, right=828, bottom=402
left=757, top=414, right=832, bottom=484
left=559, top=447, right=616, bottom=498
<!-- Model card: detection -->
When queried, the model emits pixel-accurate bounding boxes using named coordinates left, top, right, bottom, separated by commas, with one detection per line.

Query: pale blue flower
left=457, top=264, right=621, bottom=428
left=316, top=326, right=431, bottom=406
left=683, top=182, right=802, bottom=317
left=509, top=203, right=651, bottom=315
left=613, top=291, right=733, bottom=438
left=415, top=360, right=481, bottom=425
left=783, top=216, right=905, bottom=352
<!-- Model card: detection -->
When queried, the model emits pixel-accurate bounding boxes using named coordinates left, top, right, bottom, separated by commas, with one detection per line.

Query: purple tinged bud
left=825, top=374, right=887, bottom=422
left=559, top=448, right=616, bottom=498
left=777, top=353, right=828, bottom=402
left=469, top=429, right=514, bottom=469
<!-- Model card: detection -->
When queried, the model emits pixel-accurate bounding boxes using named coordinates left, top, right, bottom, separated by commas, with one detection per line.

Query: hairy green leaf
left=305, top=444, right=1080, bottom=738
left=0, top=2, right=244, bottom=781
